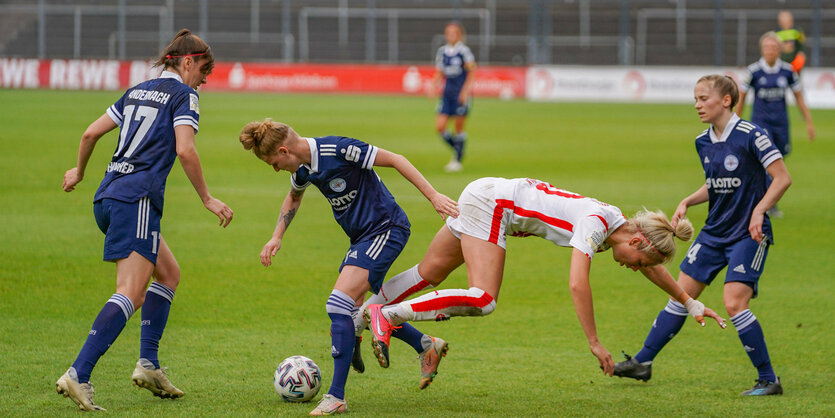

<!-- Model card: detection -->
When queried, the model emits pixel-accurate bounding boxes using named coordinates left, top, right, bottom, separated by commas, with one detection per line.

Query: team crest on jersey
left=189, top=93, right=200, bottom=114
left=329, top=178, right=347, bottom=192
left=724, top=155, right=739, bottom=171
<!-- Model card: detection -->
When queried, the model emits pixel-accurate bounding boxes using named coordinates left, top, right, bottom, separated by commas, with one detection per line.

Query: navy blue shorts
left=679, top=232, right=771, bottom=297
left=755, top=120, right=790, bottom=156
left=437, top=95, right=471, bottom=116
left=94, top=197, right=161, bottom=264
left=339, top=226, right=410, bottom=294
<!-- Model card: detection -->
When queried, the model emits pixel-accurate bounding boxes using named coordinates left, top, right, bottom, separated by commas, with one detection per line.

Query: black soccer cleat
left=741, top=376, right=783, bottom=396
left=351, top=336, right=365, bottom=373
left=613, top=352, right=652, bottom=382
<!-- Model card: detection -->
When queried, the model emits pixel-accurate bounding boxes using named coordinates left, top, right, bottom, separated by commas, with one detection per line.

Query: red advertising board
left=0, top=58, right=526, bottom=98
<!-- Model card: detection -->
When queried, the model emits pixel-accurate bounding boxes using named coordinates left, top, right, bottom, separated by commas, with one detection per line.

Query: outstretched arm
left=568, top=249, right=614, bottom=376
left=63, top=114, right=118, bottom=192
left=640, top=265, right=726, bottom=328
left=793, top=90, right=815, bottom=141
left=175, top=125, right=233, bottom=227
left=373, top=149, right=458, bottom=218
left=260, top=188, right=305, bottom=267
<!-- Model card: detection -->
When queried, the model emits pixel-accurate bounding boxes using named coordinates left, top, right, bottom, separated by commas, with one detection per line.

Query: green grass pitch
left=1, top=89, right=834, bottom=416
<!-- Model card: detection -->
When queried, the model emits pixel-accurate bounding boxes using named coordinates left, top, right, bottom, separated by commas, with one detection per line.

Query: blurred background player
left=737, top=31, right=813, bottom=217
left=239, top=119, right=458, bottom=415
left=363, top=177, right=725, bottom=379
left=433, top=21, right=476, bottom=172
left=57, top=29, right=234, bottom=411
left=614, top=75, right=791, bottom=396
left=776, top=10, right=807, bottom=73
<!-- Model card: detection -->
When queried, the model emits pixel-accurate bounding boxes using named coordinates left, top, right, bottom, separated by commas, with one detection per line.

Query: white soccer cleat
left=309, top=394, right=347, bottom=415
left=444, top=160, right=463, bottom=173
left=56, top=367, right=106, bottom=411
left=418, top=336, right=449, bottom=389
left=131, top=358, right=185, bottom=399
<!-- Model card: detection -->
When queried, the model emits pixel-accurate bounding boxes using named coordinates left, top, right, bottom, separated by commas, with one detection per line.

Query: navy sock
left=72, top=294, right=134, bottom=383
left=634, top=300, right=688, bottom=363
left=326, top=290, right=355, bottom=400
left=441, top=131, right=455, bottom=147
left=392, top=324, right=426, bottom=354
left=140, top=282, right=175, bottom=369
left=732, top=309, right=776, bottom=381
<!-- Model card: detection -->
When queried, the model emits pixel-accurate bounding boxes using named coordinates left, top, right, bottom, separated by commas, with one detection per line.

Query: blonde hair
left=760, top=31, right=781, bottom=48
left=696, top=74, right=740, bottom=111
left=239, top=118, right=291, bottom=160
left=629, top=209, right=694, bottom=264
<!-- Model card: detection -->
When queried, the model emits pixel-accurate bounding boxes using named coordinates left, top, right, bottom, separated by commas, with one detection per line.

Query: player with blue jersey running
left=614, top=75, right=792, bottom=396
left=738, top=31, right=814, bottom=158
left=57, top=29, right=234, bottom=411
left=433, top=21, right=476, bottom=172
left=239, top=119, right=458, bottom=415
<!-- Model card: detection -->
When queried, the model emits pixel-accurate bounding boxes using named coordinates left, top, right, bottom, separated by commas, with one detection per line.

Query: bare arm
left=640, top=265, right=726, bottom=328
left=175, top=125, right=233, bottom=227
left=736, top=90, right=747, bottom=117
left=459, top=62, right=477, bottom=104
left=671, top=184, right=709, bottom=228
left=568, top=249, right=613, bottom=376
left=749, top=159, right=791, bottom=242
left=63, top=114, right=118, bottom=192
left=373, top=149, right=458, bottom=218
left=792, top=90, right=815, bottom=141
left=260, top=188, right=305, bottom=267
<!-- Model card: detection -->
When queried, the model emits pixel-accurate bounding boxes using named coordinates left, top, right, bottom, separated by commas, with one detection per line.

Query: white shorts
left=445, top=177, right=508, bottom=249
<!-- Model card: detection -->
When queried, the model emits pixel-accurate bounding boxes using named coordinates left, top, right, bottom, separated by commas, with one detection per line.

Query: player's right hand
left=590, top=342, right=614, bottom=377
left=260, top=237, right=282, bottom=267
left=671, top=200, right=688, bottom=228
left=62, top=167, right=82, bottom=192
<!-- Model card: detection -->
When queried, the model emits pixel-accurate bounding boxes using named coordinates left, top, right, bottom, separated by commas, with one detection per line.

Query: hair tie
left=165, top=54, right=172, bottom=59
left=671, top=230, right=676, bottom=238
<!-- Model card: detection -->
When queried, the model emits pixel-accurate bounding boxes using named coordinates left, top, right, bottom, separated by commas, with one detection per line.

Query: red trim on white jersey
left=488, top=198, right=574, bottom=244
left=589, top=214, right=609, bottom=233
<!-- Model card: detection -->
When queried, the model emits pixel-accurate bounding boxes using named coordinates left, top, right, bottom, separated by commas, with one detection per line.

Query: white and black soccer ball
left=274, top=355, right=322, bottom=402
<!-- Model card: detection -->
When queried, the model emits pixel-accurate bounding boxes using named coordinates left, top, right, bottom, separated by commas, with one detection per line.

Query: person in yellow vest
left=776, top=10, right=806, bottom=73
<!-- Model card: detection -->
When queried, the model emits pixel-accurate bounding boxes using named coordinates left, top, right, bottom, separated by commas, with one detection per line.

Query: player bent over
left=57, top=30, right=233, bottom=411
left=614, top=75, right=791, bottom=396
left=239, top=119, right=459, bottom=415
left=363, top=177, right=725, bottom=382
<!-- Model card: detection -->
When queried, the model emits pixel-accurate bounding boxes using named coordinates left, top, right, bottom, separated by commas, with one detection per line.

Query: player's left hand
left=204, top=196, right=234, bottom=227
left=457, top=92, right=467, bottom=105
left=748, top=211, right=764, bottom=243
left=430, top=192, right=459, bottom=219
left=703, top=307, right=727, bottom=329
left=807, top=123, right=815, bottom=141
left=63, top=167, right=82, bottom=192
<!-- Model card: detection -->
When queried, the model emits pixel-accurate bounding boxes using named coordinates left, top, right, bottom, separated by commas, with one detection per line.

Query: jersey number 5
left=115, top=105, right=159, bottom=158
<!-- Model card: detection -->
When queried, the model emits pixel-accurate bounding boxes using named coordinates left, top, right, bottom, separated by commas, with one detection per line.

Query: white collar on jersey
left=444, top=42, right=465, bottom=54
left=303, top=137, right=319, bottom=173
left=758, top=58, right=783, bottom=74
left=709, top=113, right=740, bottom=143
left=159, top=70, right=184, bottom=83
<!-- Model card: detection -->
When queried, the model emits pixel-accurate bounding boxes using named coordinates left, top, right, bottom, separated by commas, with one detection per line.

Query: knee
left=723, top=298, right=749, bottom=317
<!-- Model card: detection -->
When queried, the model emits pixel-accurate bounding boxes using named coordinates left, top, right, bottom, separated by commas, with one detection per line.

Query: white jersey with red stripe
left=492, top=178, right=626, bottom=259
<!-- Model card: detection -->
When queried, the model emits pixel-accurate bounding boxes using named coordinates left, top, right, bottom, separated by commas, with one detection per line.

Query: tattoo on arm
left=281, top=207, right=297, bottom=229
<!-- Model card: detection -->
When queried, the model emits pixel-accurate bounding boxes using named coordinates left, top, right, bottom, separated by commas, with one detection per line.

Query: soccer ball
left=273, top=355, right=322, bottom=402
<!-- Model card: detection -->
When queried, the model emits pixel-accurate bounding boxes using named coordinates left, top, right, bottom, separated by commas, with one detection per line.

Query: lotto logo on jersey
left=705, top=177, right=742, bottom=193
left=328, top=190, right=358, bottom=211
left=189, top=93, right=200, bottom=114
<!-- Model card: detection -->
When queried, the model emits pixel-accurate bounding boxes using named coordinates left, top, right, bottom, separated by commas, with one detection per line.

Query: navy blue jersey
left=290, top=136, right=410, bottom=244
left=435, top=42, right=475, bottom=100
left=95, top=71, right=200, bottom=212
left=695, top=115, right=782, bottom=245
left=741, top=58, right=801, bottom=124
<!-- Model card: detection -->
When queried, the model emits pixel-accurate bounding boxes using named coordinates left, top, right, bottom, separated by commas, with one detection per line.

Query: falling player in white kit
left=364, top=177, right=725, bottom=378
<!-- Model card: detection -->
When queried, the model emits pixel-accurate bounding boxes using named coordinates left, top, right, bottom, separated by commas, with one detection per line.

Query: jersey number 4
left=115, top=105, right=159, bottom=158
